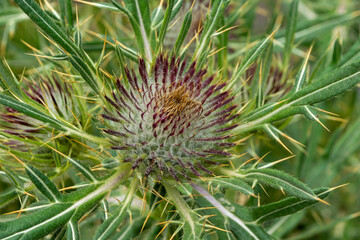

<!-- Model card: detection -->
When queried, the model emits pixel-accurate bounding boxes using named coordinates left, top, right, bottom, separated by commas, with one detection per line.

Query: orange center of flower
left=160, top=85, right=201, bottom=118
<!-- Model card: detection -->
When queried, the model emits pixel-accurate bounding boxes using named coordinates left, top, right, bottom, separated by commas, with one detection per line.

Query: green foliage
left=0, top=93, right=68, bottom=131
left=0, top=0, right=359, bottom=239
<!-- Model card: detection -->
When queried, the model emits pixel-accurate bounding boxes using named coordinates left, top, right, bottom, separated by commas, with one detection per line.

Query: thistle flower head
left=103, top=55, right=238, bottom=181
left=0, top=75, right=76, bottom=150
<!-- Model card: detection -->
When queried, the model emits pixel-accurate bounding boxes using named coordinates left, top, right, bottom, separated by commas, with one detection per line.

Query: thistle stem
left=66, top=127, right=110, bottom=146
left=90, top=164, right=132, bottom=199
left=123, top=175, right=140, bottom=206
left=163, top=181, right=198, bottom=231
left=218, top=168, right=244, bottom=178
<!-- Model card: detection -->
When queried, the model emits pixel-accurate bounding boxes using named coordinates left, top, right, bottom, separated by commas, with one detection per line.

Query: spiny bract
left=102, top=55, right=238, bottom=181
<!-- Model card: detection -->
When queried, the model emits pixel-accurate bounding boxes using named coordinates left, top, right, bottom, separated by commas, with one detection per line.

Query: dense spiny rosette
left=102, top=55, right=238, bottom=181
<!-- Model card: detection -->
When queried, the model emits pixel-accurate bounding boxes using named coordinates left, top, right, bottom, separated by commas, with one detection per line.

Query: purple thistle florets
left=102, top=55, right=238, bottom=181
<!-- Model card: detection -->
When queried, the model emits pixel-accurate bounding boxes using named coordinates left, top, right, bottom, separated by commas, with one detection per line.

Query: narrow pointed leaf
left=234, top=60, right=360, bottom=133
left=95, top=202, right=130, bottom=240
left=337, top=37, right=360, bottom=67
left=156, top=0, right=174, bottom=53
left=100, top=200, right=109, bottom=220
left=0, top=58, right=22, bottom=97
left=0, top=190, right=22, bottom=208
left=0, top=203, right=74, bottom=240
left=169, top=0, right=184, bottom=23
left=69, top=55, right=99, bottom=95
left=1, top=167, right=24, bottom=189
left=66, top=221, right=80, bottom=240
left=95, top=178, right=138, bottom=240
left=251, top=188, right=330, bottom=223
left=123, top=0, right=152, bottom=60
left=14, top=0, right=99, bottom=93
left=115, top=43, right=127, bottom=82
left=291, top=48, right=311, bottom=93
left=25, top=165, right=62, bottom=202
left=194, top=0, right=229, bottom=61
left=112, top=0, right=149, bottom=59
left=66, top=157, right=97, bottom=182
left=290, top=60, right=360, bottom=105
left=14, top=0, right=79, bottom=57
left=227, top=33, right=275, bottom=92
left=210, top=178, right=254, bottom=196
left=331, top=38, right=341, bottom=65
left=243, top=169, right=316, bottom=200
left=172, top=8, right=192, bottom=56
left=192, top=184, right=271, bottom=240
left=0, top=184, right=106, bottom=240
left=74, top=30, right=82, bottom=48
left=60, top=0, right=73, bottom=29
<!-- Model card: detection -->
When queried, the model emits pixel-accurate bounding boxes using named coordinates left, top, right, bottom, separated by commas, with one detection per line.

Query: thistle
left=102, top=56, right=237, bottom=180
left=1, top=0, right=360, bottom=239
left=1, top=75, right=75, bottom=140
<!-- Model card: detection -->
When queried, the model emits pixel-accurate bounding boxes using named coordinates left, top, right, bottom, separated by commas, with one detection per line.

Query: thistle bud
left=103, top=56, right=238, bottom=181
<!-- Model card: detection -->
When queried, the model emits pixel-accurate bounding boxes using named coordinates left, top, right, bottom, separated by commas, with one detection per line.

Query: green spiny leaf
left=0, top=58, right=22, bottom=97
left=95, top=177, right=138, bottom=240
left=0, top=203, right=74, bottom=240
left=227, top=29, right=276, bottom=93
left=14, top=0, right=79, bottom=57
left=59, top=0, right=73, bottom=30
left=69, top=55, right=99, bottom=95
left=210, top=178, right=255, bottom=196
left=235, top=60, right=360, bottom=133
left=66, top=220, right=80, bottom=240
left=66, top=157, right=98, bottom=183
left=193, top=184, right=271, bottom=240
left=194, top=0, right=229, bottom=63
left=123, top=0, right=152, bottom=60
left=251, top=188, right=330, bottom=223
left=25, top=165, right=62, bottom=202
left=290, top=60, right=360, bottom=105
left=291, top=47, right=311, bottom=93
left=243, top=168, right=317, bottom=200
left=95, top=200, right=130, bottom=240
